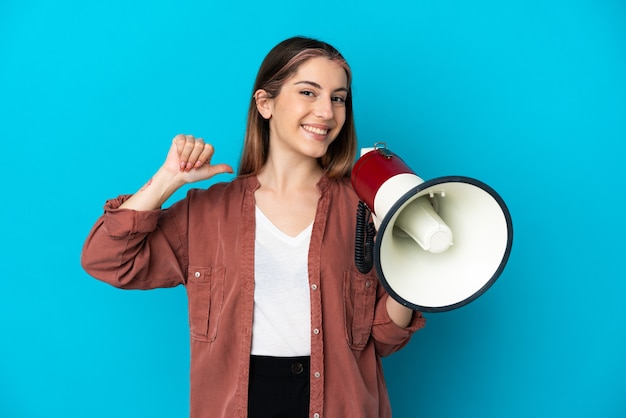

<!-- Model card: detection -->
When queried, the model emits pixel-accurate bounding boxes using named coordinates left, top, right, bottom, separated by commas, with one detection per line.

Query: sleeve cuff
left=102, top=195, right=162, bottom=238
left=374, top=294, right=426, bottom=343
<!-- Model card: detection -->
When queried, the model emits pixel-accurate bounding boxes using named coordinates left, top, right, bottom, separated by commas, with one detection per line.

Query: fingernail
left=186, top=162, right=193, bottom=171
left=179, top=162, right=186, bottom=171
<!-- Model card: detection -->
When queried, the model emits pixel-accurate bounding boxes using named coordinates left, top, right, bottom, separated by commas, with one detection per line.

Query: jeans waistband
left=249, top=355, right=311, bottom=377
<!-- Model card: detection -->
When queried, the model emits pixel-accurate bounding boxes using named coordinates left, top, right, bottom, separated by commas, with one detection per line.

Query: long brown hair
left=238, top=36, right=357, bottom=179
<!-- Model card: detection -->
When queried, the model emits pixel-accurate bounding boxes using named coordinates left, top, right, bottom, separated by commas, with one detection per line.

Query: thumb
left=205, top=163, right=235, bottom=177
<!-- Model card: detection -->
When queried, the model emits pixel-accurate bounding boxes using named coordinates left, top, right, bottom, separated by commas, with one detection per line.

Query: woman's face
left=260, top=57, right=349, bottom=160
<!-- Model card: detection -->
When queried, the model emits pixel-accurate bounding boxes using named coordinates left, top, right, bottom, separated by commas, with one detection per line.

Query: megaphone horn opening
left=373, top=176, right=514, bottom=312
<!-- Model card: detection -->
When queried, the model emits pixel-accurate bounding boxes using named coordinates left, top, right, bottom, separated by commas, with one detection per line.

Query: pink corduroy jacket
left=81, top=174, right=425, bottom=418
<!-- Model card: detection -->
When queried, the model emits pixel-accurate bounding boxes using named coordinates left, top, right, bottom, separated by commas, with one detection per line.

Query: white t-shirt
left=250, top=206, right=313, bottom=357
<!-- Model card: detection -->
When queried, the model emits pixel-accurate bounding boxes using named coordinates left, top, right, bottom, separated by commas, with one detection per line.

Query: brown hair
left=238, top=36, right=357, bottom=179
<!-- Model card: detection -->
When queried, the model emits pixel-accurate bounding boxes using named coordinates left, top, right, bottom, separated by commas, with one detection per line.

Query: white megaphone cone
left=351, top=143, right=513, bottom=312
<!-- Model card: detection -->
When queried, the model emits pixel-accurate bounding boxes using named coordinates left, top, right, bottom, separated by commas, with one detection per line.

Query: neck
left=257, top=156, right=323, bottom=194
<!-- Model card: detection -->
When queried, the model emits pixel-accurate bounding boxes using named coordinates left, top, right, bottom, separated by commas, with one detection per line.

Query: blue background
left=1, top=0, right=625, bottom=417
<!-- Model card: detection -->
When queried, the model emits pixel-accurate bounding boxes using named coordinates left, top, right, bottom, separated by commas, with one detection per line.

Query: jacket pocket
left=186, top=265, right=225, bottom=342
left=343, top=270, right=378, bottom=350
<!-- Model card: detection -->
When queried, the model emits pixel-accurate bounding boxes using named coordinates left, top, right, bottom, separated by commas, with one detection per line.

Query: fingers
left=173, top=134, right=215, bottom=172
left=195, top=141, right=216, bottom=169
left=171, top=134, right=234, bottom=178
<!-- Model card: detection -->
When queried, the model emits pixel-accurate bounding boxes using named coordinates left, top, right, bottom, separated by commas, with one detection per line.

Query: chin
left=305, top=144, right=330, bottom=159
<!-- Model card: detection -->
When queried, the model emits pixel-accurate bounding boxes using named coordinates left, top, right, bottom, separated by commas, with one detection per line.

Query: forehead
left=289, top=57, right=348, bottom=89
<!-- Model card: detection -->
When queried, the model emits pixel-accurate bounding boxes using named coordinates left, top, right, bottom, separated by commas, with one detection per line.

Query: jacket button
left=194, top=272, right=201, bottom=278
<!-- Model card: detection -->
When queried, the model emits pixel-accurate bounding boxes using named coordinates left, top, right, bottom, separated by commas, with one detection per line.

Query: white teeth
left=303, top=125, right=328, bottom=135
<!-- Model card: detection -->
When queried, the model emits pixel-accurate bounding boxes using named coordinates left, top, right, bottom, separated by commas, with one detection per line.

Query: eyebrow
left=294, top=80, right=349, bottom=93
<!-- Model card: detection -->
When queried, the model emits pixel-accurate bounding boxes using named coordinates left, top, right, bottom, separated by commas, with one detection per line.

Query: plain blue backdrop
left=1, top=0, right=624, bottom=417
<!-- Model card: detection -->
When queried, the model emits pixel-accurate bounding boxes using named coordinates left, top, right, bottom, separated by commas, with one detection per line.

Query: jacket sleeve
left=371, top=292, right=426, bottom=357
left=81, top=194, right=188, bottom=290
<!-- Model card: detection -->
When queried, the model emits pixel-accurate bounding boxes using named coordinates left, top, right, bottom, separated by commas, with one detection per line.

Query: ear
left=254, top=89, right=273, bottom=120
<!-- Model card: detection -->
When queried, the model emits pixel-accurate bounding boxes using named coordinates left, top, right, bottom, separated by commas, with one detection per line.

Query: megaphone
left=351, top=143, right=513, bottom=312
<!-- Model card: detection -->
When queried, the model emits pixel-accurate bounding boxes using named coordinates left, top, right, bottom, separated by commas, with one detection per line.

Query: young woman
left=82, top=36, right=425, bottom=418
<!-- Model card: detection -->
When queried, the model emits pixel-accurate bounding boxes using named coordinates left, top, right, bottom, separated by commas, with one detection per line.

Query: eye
left=332, top=95, right=347, bottom=104
left=300, top=90, right=316, bottom=97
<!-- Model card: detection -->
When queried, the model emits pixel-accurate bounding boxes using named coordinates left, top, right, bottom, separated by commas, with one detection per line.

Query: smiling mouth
left=302, top=125, right=329, bottom=135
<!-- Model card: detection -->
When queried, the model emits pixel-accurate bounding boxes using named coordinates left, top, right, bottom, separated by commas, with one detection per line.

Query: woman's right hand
left=164, top=134, right=234, bottom=184
left=119, top=135, right=234, bottom=211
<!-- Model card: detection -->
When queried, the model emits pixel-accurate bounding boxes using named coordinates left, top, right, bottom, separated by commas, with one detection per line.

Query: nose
left=314, top=96, right=334, bottom=120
